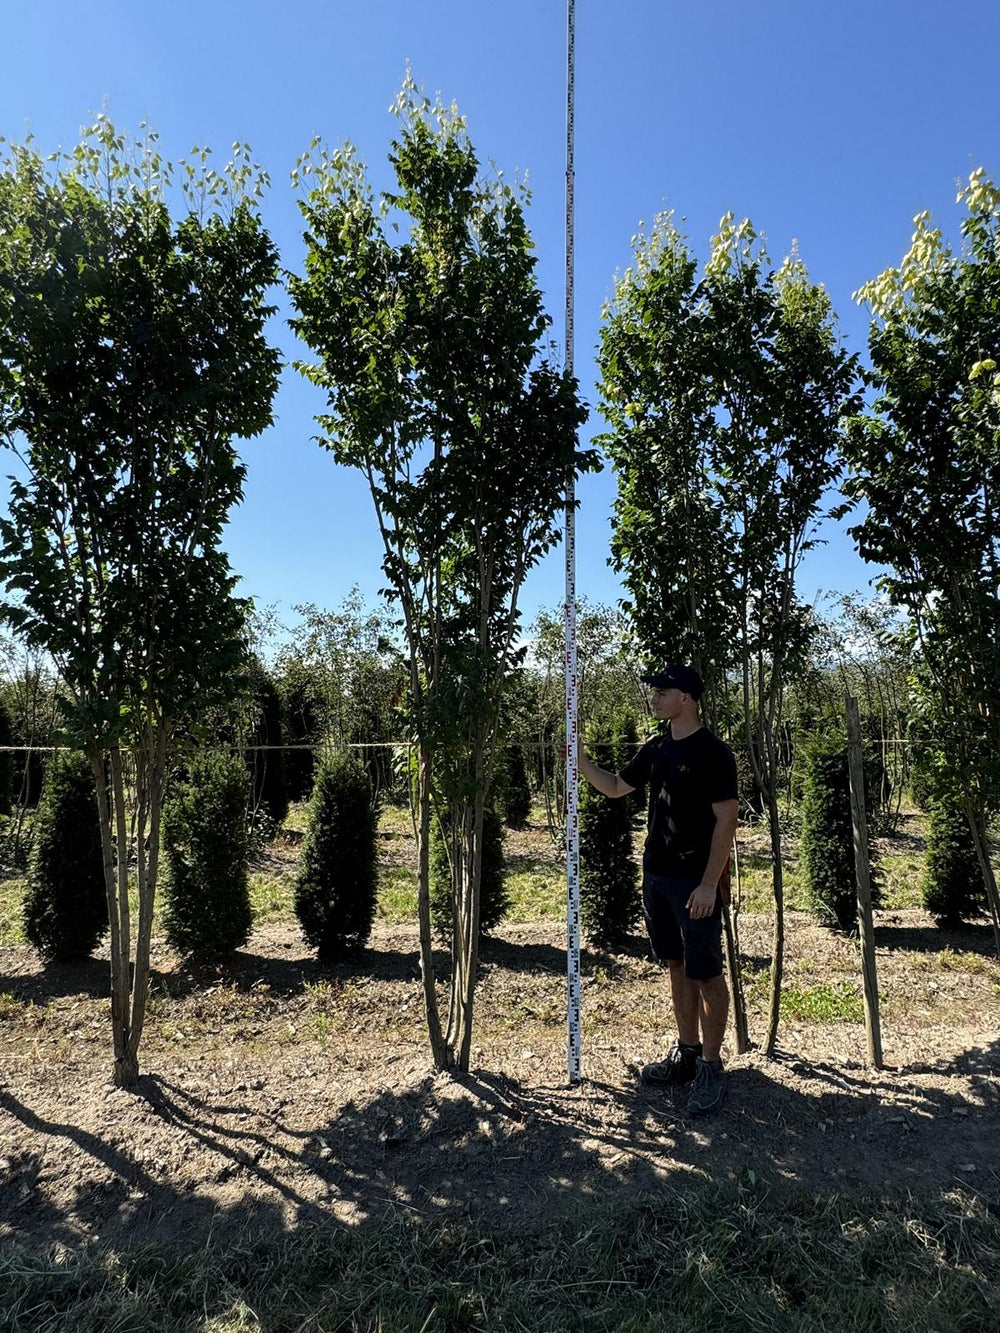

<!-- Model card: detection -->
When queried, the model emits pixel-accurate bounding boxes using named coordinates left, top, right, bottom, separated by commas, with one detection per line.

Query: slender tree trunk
left=416, top=745, right=447, bottom=1068
left=106, top=747, right=139, bottom=1086
left=763, top=791, right=784, bottom=1056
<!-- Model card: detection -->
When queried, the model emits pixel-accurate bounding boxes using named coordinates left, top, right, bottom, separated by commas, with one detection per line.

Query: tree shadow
left=3, top=1035, right=997, bottom=1256
left=875, top=919, right=997, bottom=956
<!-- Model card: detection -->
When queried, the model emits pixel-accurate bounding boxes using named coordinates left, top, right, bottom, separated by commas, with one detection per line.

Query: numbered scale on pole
left=564, top=0, right=582, bottom=1086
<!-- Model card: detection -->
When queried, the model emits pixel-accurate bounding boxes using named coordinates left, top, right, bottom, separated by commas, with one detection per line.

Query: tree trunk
left=415, top=745, right=447, bottom=1069
left=92, top=753, right=134, bottom=1087
left=722, top=849, right=750, bottom=1053
left=763, top=794, right=784, bottom=1056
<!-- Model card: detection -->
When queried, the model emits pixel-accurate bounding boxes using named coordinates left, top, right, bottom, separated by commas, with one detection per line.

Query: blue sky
left=3, top=0, right=999, bottom=638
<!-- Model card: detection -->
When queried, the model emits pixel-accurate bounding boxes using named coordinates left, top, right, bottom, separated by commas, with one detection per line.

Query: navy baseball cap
left=640, top=665, right=704, bottom=700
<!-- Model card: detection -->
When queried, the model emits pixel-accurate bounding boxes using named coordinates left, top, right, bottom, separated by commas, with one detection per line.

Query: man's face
left=649, top=686, right=686, bottom=721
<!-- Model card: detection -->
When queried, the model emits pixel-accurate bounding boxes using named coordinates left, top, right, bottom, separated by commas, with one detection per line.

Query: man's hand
left=686, top=883, right=717, bottom=920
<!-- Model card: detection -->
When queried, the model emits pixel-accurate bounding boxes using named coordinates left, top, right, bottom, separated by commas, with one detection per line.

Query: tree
left=0, top=120, right=280, bottom=1083
left=295, top=748, right=378, bottom=960
left=597, top=216, right=737, bottom=720
left=276, top=592, right=405, bottom=805
left=162, top=750, right=253, bottom=961
left=599, top=213, right=861, bottom=1052
left=23, top=749, right=107, bottom=962
left=290, top=79, right=594, bottom=1070
left=844, top=168, right=1000, bottom=953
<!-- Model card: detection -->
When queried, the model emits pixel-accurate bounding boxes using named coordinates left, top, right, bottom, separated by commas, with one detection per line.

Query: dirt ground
left=2, top=875, right=999, bottom=1251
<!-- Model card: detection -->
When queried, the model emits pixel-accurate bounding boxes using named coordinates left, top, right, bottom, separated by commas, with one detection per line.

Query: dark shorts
left=642, top=872, right=724, bottom=981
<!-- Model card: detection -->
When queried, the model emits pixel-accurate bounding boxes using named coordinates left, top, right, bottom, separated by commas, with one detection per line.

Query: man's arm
left=576, top=738, right=636, bottom=800
left=686, top=799, right=739, bottom=920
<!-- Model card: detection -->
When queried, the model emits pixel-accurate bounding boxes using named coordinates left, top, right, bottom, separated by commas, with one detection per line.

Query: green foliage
left=0, top=693, right=13, bottom=816
left=247, top=661, right=289, bottom=830
left=278, top=664, right=323, bottom=803
left=22, top=750, right=106, bottom=962
left=430, top=805, right=508, bottom=940
left=295, top=750, right=378, bottom=960
left=799, top=734, right=882, bottom=932
left=495, top=745, right=532, bottom=829
left=597, top=215, right=860, bottom=735
left=923, top=796, right=988, bottom=927
left=579, top=715, right=641, bottom=949
left=0, top=119, right=280, bottom=753
left=162, top=751, right=252, bottom=961
left=277, top=593, right=405, bottom=805
left=845, top=169, right=1000, bottom=875
left=289, top=77, right=595, bottom=1066
left=0, top=117, right=281, bottom=1080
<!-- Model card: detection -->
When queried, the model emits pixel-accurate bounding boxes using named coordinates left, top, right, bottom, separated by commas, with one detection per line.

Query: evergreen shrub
left=23, top=750, right=107, bottom=962
left=497, top=745, right=532, bottom=829
left=923, top=797, right=987, bottom=927
left=0, top=695, right=13, bottom=816
left=248, top=664, right=289, bottom=830
left=162, top=750, right=252, bottom=961
left=579, top=715, right=641, bottom=949
left=279, top=669, right=322, bottom=803
left=799, top=733, right=882, bottom=932
left=295, top=749, right=378, bottom=960
left=430, top=805, right=509, bottom=941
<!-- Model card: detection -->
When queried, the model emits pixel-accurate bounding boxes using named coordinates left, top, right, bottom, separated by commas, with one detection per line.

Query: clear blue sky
left=3, top=0, right=998, bottom=635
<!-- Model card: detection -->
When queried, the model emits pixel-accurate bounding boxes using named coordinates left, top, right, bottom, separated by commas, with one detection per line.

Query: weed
left=781, top=981, right=866, bottom=1023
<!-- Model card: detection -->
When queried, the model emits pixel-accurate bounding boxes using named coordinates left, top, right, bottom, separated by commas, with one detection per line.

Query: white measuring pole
left=564, top=0, right=582, bottom=1086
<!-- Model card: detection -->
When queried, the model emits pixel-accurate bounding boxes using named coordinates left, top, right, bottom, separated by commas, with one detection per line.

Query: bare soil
left=2, top=877, right=998, bottom=1252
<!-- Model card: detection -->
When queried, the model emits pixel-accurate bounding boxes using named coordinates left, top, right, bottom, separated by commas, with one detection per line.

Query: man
left=578, top=664, right=738, bottom=1116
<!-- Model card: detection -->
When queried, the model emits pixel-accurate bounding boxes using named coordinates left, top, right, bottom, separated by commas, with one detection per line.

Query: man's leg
left=639, top=875, right=701, bottom=1085
left=697, top=973, right=729, bottom=1062
left=668, top=959, right=701, bottom=1046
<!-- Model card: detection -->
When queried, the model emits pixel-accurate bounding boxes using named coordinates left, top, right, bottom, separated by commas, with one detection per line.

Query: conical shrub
left=800, top=733, right=882, bottom=932
left=295, top=749, right=378, bottom=960
left=923, top=797, right=987, bottom=927
left=579, top=715, right=641, bottom=949
left=247, top=663, right=289, bottom=831
left=430, top=804, right=509, bottom=942
left=23, top=749, right=107, bottom=962
left=496, top=745, right=532, bottom=829
left=162, top=750, right=252, bottom=961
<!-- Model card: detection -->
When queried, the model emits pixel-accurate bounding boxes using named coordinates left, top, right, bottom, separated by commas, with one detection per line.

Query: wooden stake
left=845, top=695, right=884, bottom=1069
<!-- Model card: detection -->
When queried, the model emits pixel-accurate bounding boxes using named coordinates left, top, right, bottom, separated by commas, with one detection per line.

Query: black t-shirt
left=618, top=727, right=738, bottom=878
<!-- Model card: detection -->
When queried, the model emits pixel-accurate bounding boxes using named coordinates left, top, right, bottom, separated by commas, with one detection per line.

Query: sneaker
left=686, top=1057, right=727, bottom=1116
left=639, top=1042, right=701, bottom=1087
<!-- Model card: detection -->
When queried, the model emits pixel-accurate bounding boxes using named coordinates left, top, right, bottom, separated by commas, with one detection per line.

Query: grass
left=0, top=876, right=25, bottom=946
left=780, top=980, right=867, bottom=1023
left=1, top=1185, right=997, bottom=1332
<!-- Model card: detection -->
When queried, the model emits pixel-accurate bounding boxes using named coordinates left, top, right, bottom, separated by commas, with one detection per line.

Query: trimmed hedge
left=295, top=749, right=378, bottom=960
left=579, top=715, right=641, bottom=949
left=923, top=797, right=987, bottom=927
left=799, top=733, right=882, bottom=933
left=23, top=749, right=107, bottom=962
left=162, top=750, right=253, bottom=961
